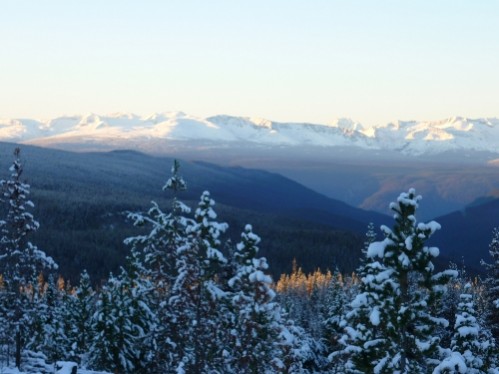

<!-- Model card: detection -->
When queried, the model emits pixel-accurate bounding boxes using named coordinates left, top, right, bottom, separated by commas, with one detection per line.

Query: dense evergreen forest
left=0, top=144, right=369, bottom=284
left=0, top=148, right=497, bottom=373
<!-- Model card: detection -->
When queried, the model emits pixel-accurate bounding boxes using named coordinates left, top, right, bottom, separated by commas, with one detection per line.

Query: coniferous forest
left=0, top=148, right=498, bottom=374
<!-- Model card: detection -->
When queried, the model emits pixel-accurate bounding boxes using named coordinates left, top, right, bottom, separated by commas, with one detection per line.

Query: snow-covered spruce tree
left=168, top=190, right=229, bottom=373
left=118, top=248, right=157, bottom=372
left=438, top=262, right=467, bottom=350
left=482, top=227, right=499, bottom=342
left=0, top=147, right=57, bottom=368
left=87, top=276, right=117, bottom=372
left=336, top=251, right=396, bottom=372
left=27, top=274, right=70, bottom=364
left=69, top=270, right=96, bottom=362
left=165, top=234, right=199, bottom=372
left=276, top=260, right=309, bottom=330
left=329, top=222, right=380, bottom=371
left=323, top=270, right=351, bottom=371
left=275, top=265, right=337, bottom=371
left=226, top=224, right=282, bottom=372
left=124, top=159, right=191, bottom=368
left=449, top=283, right=495, bottom=373
left=339, top=188, right=456, bottom=373
left=126, top=159, right=189, bottom=288
left=88, top=249, right=156, bottom=373
left=38, top=271, right=96, bottom=365
left=278, top=317, right=324, bottom=373
left=192, top=190, right=229, bottom=368
left=360, top=222, right=377, bottom=265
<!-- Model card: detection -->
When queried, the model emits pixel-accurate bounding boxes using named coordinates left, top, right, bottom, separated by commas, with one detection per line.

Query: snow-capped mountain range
left=0, top=112, right=498, bottom=156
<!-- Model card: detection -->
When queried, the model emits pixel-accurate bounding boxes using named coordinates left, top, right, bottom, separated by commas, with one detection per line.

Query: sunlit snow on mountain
left=0, top=112, right=498, bottom=156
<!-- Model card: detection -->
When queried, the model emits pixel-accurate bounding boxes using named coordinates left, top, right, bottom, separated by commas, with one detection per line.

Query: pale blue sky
left=1, top=1, right=498, bottom=126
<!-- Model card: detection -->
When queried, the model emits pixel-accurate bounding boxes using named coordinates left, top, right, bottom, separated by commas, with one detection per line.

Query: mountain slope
left=0, top=142, right=386, bottom=281
left=0, top=142, right=494, bottom=278
left=431, top=197, right=499, bottom=272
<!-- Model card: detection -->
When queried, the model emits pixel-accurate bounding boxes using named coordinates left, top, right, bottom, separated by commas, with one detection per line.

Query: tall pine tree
left=168, top=190, right=228, bottom=373
left=227, top=224, right=282, bottom=372
left=450, top=283, right=495, bottom=373
left=70, top=270, right=95, bottom=362
left=0, top=148, right=57, bottom=368
left=88, top=250, right=156, bottom=373
left=339, top=188, right=456, bottom=373
left=482, top=227, right=499, bottom=341
left=124, top=159, right=191, bottom=369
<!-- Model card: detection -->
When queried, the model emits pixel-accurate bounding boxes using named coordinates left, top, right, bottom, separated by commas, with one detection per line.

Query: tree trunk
left=15, top=327, right=21, bottom=368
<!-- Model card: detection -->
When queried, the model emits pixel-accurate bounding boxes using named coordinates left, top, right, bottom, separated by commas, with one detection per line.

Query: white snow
left=55, top=361, right=78, bottom=374
left=369, top=307, right=381, bottom=326
left=0, top=367, right=110, bottom=374
left=432, top=352, right=467, bottom=374
left=405, top=236, right=413, bottom=250
left=1, top=113, right=497, bottom=156
left=351, top=293, right=368, bottom=308
left=427, top=246, right=440, bottom=257
left=418, top=221, right=441, bottom=235
left=248, top=270, right=272, bottom=284
left=434, top=269, right=459, bottom=281
left=456, top=325, right=479, bottom=337
left=367, top=238, right=394, bottom=259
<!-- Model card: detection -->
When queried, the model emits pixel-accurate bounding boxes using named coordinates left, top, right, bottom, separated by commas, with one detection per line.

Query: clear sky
left=1, top=1, right=498, bottom=126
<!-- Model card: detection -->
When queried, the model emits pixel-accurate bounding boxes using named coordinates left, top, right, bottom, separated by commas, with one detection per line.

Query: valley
left=0, top=140, right=496, bottom=281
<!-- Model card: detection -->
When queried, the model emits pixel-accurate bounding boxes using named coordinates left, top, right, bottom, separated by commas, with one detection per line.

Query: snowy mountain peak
left=207, top=115, right=274, bottom=130
left=144, top=111, right=187, bottom=123
left=77, top=114, right=105, bottom=129
left=0, top=112, right=498, bottom=157
left=328, top=118, right=374, bottom=137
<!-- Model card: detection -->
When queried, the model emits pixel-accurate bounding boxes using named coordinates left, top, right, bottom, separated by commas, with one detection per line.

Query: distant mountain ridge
left=1, top=112, right=498, bottom=156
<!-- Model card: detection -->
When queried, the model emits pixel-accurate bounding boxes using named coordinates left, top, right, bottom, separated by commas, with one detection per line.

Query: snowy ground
left=0, top=366, right=110, bottom=374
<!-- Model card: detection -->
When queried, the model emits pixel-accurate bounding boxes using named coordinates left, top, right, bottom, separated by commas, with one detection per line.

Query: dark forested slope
left=1, top=142, right=494, bottom=282
left=0, top=143, right=385, bottom=282
left=432, top=197, right=499, bottom=272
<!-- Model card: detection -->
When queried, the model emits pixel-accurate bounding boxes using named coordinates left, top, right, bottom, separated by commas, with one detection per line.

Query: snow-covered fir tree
left=449, top=283, right=495, bottom=373
left=124, top=159, right=191, bottom=369
left=360, top=222, right=377, bottom=262
left=438, top=262, right=468, bottom=350
left=330, top=222, right=381, bottom=371
left=337, top=254, right=395, bottom=372
left=0, top=148, right=57, bottom=368
left=322, top=271, right=351, bottom=371
left=226, top=224, right=282, bottom=372
left=27, top=274, right=70, bottom=364
left=69, top=270, right=96, bottom=362
left=339, top=188, right=456, bottom=373
left=482, top=227, right=499, bottom=342
left=88, top=249, right=156, bottom=373
left=87, top=275, right=118, bottom=372
left=278, top=317, right=323, bottom=373
left=276, top=260, right=310, bottom=331
left=117, top=248, right=157, bottom=372
left=126, top=159, right=190, bottom=287
left=167, top=190, right=229, bottom=373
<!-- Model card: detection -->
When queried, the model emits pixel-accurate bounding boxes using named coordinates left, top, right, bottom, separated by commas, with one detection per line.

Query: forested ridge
left=0, top=148, right=497, bottom=373
left=0, top=143, right=373, bottom=283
